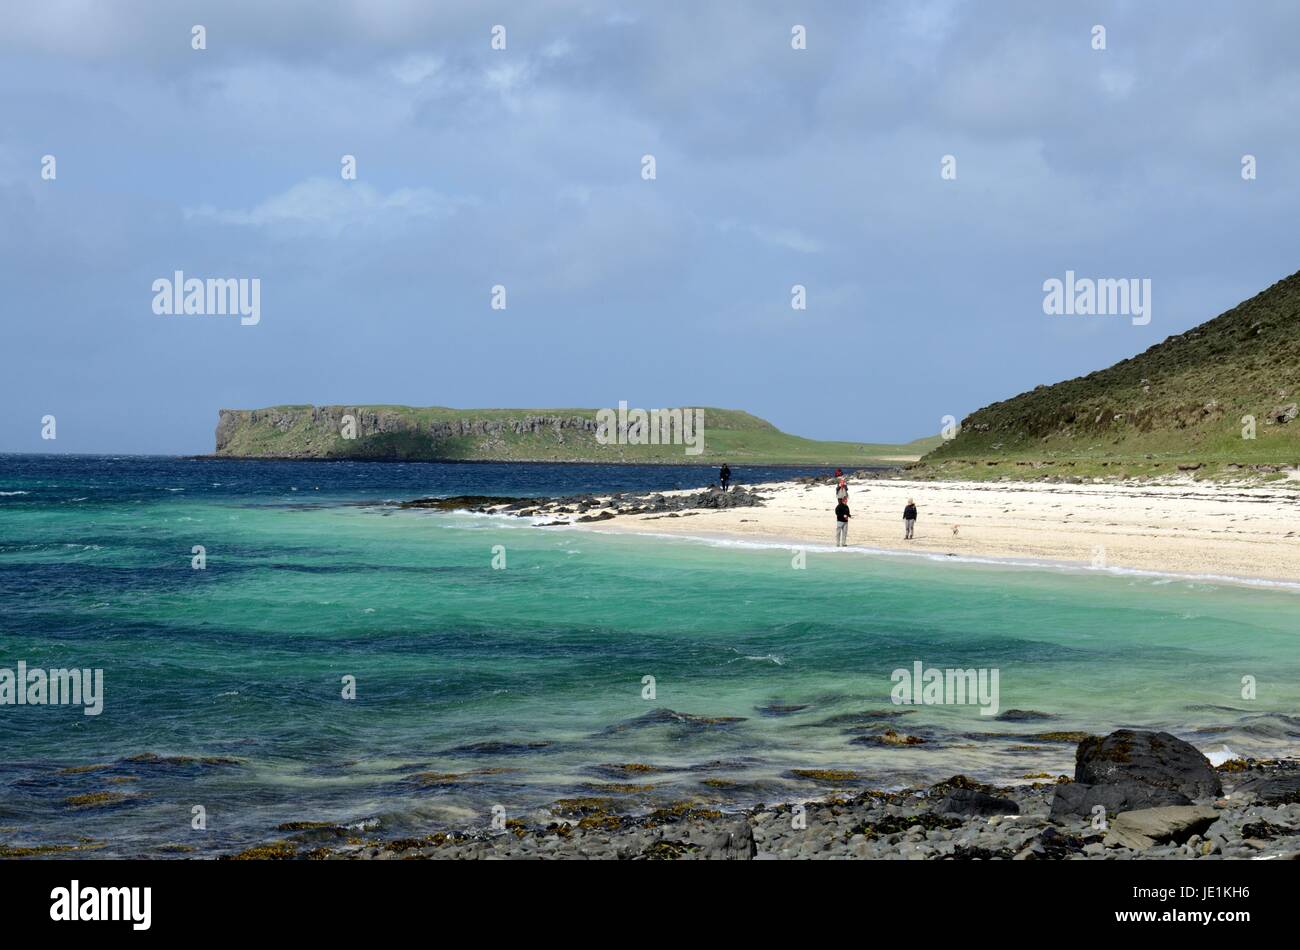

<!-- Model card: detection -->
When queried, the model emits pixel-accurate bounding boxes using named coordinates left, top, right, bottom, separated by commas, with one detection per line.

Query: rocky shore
left=398, top=485, right=767, bottom=525
left=226, top=731, right=1300, bottom=861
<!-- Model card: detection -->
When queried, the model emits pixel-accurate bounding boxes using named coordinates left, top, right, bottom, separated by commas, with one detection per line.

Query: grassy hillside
left=213, top=405, right=937, bottom=466
left=916, top=269, right=1300, bottom=481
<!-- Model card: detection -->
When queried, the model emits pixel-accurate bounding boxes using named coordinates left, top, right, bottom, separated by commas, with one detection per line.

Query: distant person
left=903, top=499, right=918, bottom=540
left=835, top=499, right=851, bottom=547
left=835, top=469, right=848, bottom=503
left=719, top=463, right=731, bottom=492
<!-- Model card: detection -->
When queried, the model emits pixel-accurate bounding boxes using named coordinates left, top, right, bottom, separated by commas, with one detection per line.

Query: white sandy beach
left=593, top=477, right=1300, bottom=585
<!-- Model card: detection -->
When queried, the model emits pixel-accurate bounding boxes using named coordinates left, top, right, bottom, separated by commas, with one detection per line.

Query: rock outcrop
left=1050, top=729, right=1221, bottom=819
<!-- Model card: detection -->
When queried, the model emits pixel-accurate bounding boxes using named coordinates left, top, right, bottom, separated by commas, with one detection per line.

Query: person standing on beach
left=834, top=468, right=848, bottom=503
left=719, top=463, right=731, bottom=492
left=903, top=499, right=918, bottom=540
left=835, top=498, right=851, bottom=546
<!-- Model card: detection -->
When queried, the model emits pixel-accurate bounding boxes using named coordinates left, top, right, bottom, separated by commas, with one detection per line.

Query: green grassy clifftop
left=213, top=405, right=936, bottom=465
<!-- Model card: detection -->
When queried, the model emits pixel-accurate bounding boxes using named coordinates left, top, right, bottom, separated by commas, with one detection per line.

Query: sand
left=593, top=476, right=1300, bottom=585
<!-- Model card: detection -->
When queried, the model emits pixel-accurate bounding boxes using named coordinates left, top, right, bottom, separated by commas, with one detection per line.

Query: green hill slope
left=213, top=405, right=936, bottom=466
left=917, top=269, right=1300, bottom=480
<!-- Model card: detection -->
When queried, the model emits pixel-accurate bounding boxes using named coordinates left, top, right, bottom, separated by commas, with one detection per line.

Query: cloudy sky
left=2, top=0, right=1298, bottom=453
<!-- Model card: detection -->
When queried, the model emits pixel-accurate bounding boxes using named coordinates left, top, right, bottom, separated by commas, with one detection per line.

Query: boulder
left=1050, top=781, right=1190, bottom=820
left=701, top=821, right=757, bottom=860
left=1050, top=729, right=1219, bottom=819
left=1232, top=773, right=1300, bottom=805
left=1103, top=805, right=1219, bottom=850
left=935, top=788, right=1020, bottom=817
left=1073, top=730, right=1221, bottom=798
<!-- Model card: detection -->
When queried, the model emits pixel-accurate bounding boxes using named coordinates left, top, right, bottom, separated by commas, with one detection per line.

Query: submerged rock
left=599, top=708, right=747, bottom=735
left=442, top=740, right=553, bottom=756
left=756, top=703, right=810, bottom=717
left=995, top=709, right=1057, bottom=722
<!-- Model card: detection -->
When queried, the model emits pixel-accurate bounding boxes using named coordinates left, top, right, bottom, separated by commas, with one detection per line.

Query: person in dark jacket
left=903, top=499, right=918, bottom=539
left=719, top=463, right=731, bottom=492
left=835, top=500, right=851, bottom=546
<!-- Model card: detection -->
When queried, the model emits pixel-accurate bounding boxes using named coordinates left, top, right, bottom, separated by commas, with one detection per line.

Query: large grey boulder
left=1103, top=805, right=1219, bottom=850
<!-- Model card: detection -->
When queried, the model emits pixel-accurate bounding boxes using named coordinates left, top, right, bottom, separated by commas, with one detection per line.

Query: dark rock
left=1239, top=819, right=1296, bottom=839
left=400, top=495, right=529, bottom=511
left=1233, top=773, right=1300, bottom=804
left=996, top=709, right=1057, bottom=722
left=442, top=740, right=552, bottom=756
left=755, top=703, right=810, bottom=717
left=576, top=510, right=615, bottom=522
left=1051, top=727, right=1225, bottom=820
left=1050, top=781, right=1191, bottom=820
left=701, top=821, right=757, bottom=860
left=1074, top=729, right=1221, bottom=798
left=935, top=788, right=1020, bottom=817
left=598, top=708, right=747, bottom=736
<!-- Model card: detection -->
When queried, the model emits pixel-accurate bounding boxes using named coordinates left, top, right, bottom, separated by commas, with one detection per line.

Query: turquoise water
left=2, top=456, right=1298, bottom=857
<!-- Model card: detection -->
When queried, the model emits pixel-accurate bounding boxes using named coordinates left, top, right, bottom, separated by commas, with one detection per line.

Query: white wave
left=0, top=490, right=29, bottom=496
left=1204, top=745, right=1241, bottom=767
left=727, top=648, right=785, bottom=666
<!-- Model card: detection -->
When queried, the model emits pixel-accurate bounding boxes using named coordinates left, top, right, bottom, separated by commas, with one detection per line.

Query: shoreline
left=566, top=476, right=1300, bottom=585
left=225, top=754, right=1300, bottom=861
left=588, top=524, right=1300, bottom=592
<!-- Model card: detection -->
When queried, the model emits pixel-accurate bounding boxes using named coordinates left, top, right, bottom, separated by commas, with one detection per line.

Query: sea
left=2, top=454, right=1297, bottom=857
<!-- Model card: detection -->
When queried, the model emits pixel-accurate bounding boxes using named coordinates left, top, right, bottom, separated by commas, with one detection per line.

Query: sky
left=2, top=0, right=1299, bottom=454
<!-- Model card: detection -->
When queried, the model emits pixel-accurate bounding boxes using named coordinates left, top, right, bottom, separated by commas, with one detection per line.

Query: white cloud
left=718, top=220, right=823, bottom=254
left=184, top=178, right=467, bottom=236
left=391, top=54, right=443, bottom=86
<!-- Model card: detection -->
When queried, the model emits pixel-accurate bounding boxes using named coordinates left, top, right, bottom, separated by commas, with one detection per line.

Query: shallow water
left=2, top=455, right=1298, bottom=857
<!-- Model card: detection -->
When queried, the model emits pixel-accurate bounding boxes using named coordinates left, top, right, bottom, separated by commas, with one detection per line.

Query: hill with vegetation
left=916, top=269, right=1300, bottom=481
left=213, top=405, right=938, bottom=466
